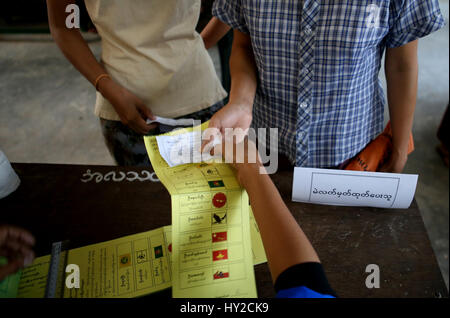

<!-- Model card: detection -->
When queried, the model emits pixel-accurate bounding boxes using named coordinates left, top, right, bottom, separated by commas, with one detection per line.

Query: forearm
left=52, top=30, right=107, bottom=85
left=385, top=41, right=418, bottom=157
left=239, top=165, right=320, bottom=282
left=228, top=30, right=258, bottom=109
left=200, top=17, right=231, bottom=50
left=47, top=0, right=107, bottom=87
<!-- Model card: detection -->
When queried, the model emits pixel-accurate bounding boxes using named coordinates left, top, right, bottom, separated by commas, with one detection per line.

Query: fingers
left=0, top=250, right=34, bottom=281
left=1, top=241, right=34, bottom=260
left=5, top=226, right=35, bottom=246
left=0, top=258, right=24, bottom=281
left=378, top=157, right=404, bottom=173
left=118, top=98, right=157, bottom=135
left=0, top=225, right=35, bottom=247
left=201, top=118, right=221, bottom=152
left=210, top=137, right=262, bottom=168
left=0, top=243, right=35, bottom=281
left=137, top=101, right=156, bottom=121
left=0, top=226, right=36, bottom=279
left=130, top=116, right=151, bottom=135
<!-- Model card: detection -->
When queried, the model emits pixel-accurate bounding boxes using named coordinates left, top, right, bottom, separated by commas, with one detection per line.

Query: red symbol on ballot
left=212, top=192, right=227, bottom=208
left=213, top=249, right=228, bottom=261
left=212, top=231, right=227, bottom=243
left=168, top=244, right=172, bottom=253
left=213, top=271, right=230, bottom=280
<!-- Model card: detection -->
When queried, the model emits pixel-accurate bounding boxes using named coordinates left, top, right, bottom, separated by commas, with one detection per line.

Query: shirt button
left=300, top=102, right=308, bottom=109
left=304, top=26, right=312, bottom=35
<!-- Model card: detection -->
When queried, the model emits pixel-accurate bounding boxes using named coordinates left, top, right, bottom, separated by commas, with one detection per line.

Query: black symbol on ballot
left=136, top=250, right=148, bottom=264
left=212, top=213, right=227, bottom=225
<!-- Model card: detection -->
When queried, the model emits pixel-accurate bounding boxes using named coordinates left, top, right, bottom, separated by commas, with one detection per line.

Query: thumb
left=202, top=117, right=222, bottom=151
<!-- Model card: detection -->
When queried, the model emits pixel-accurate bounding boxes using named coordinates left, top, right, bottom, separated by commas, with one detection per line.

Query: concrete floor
left=0, top=2, right=448, bottom=292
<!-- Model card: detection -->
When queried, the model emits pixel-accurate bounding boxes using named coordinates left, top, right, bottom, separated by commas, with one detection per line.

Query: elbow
left=48, top=24, right=65, bottom=42
left=49, top=24, right=79, bottom=47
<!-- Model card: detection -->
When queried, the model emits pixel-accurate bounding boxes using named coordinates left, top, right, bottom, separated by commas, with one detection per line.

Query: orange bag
left=344, top=122, right=414, bottom=172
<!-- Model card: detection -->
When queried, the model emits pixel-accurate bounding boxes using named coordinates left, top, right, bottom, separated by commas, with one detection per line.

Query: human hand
left=201, top=102, right=253, bottom=151
left=99, top=79, right=157, bottom=134
left=0, top=225, right=35, bottom=281
left=211, top=137, right=264, bottom=186
left=379, top=148, right=408, bottom=173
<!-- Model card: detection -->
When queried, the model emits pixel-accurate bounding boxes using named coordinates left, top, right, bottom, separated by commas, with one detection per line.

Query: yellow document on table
left=12, top=227, right=172, bottom=298
left=144, top=123, right=258, bottom=298
left=16, top=255, right=50, bottom=298
left=63, top=227, right=172, bottom=298
left=3, top=219, right=265, bottom=298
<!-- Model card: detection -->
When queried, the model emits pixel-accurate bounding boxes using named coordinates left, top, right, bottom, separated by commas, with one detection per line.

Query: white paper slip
left=292, top=167, right=418, bottom=209
left=156, top=131, right=222, bottom=167
left=146, top=116, right=195, bottom=127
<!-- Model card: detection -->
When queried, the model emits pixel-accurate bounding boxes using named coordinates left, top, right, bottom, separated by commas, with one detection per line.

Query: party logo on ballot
left=213, top=249, right=228, bottom=261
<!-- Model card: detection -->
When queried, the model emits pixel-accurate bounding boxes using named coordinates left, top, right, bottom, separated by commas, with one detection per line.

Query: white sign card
left=292, top=168, right=418, bottom=209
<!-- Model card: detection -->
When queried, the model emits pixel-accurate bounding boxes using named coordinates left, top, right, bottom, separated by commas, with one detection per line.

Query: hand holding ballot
left=208, top=135, right=264, bottom=183
left=0, top=225, right=35, bottom=281
left=99, top=80, right=158, bottom=135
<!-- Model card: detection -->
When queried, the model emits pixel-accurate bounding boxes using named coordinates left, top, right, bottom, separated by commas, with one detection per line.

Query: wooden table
left=1, top=163, right=447, bottom=298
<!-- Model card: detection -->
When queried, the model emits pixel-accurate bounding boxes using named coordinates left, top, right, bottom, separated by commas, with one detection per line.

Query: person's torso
left=85, top=0, right=226, bottom=119
left=242, top=1, right=388, bottom=167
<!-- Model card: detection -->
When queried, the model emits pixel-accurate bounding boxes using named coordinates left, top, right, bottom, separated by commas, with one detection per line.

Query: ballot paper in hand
left=292, top=168, right=418, bottom=209
left=156, top=131, right=221, bottom=167
left=146, top=116, right=195, bottom=127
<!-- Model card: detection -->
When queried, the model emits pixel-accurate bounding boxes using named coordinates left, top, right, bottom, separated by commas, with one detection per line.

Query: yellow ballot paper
left=14, top=228, right=172, bottom=298
left=249, top=207, right=267, bottom=266
left=16, top=255, right=50, bottom=298
left=62, top=227, right=172, bottom=298
left=164, top=210, right=266, bottom=268
left=144, top=123, right=258, bottom=298
left=5, top=220, right=264, bottom=298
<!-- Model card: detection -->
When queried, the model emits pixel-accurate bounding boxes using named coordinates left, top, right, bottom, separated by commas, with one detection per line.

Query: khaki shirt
left=84, top=0, right=227, bottom=120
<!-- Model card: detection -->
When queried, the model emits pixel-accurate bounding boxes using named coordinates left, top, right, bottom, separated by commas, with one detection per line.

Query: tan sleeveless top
left=84, top=0, right=227, bottom=120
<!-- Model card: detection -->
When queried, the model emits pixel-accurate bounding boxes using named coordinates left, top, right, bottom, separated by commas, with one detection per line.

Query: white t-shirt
left=84, top=0, right=227, bottom=120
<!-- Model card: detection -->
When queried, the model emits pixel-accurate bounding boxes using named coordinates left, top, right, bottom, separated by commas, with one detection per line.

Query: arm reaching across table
left=213, top=139, right=336, bottom=298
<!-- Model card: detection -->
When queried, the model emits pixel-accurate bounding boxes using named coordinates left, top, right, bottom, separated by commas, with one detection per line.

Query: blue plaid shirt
left=213, top=0, right=445, bottom=167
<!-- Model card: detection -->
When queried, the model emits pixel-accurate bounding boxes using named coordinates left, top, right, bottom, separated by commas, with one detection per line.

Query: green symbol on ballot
left=121, top=256, right=129, bottom=264
left=154, top=246, right=163, bottom=259
left=208, top=180, right=224, bottom=188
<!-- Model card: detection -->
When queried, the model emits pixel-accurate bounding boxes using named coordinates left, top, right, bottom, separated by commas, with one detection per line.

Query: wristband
left=94, top=74, right=110, bottom=91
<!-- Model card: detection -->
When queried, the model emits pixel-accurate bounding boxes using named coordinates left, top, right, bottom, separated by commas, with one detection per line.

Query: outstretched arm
left=240, top=162, right=320, bottom=282
left=214, top=140, right=320, bottom=283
